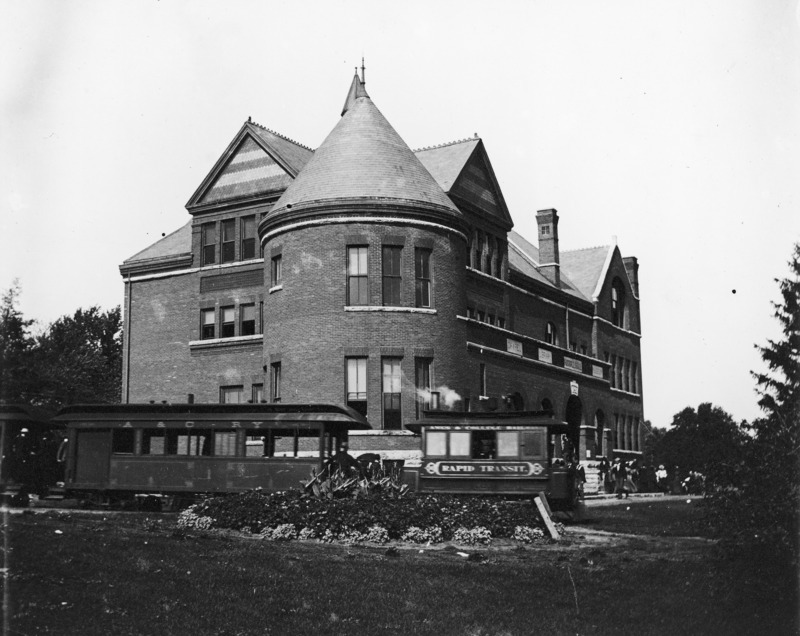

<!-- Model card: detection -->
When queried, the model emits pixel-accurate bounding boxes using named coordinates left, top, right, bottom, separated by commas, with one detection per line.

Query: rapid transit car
left=55, top=403, right=370, bottom=503
left=406, top=410, right=575, bottom=507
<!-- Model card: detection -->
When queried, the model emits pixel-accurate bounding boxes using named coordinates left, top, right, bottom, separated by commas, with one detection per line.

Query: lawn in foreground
left=4, top=499, right=798, bottom=636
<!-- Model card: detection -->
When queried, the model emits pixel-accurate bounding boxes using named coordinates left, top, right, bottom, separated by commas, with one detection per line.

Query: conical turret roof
left=265, top=75, right=461, bottom=224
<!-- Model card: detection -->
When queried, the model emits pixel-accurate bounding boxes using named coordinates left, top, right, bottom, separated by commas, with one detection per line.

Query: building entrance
left=564, top=395, right=583, bottom=460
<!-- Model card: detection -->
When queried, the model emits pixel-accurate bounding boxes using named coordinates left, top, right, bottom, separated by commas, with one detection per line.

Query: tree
left=752, top=242, right=800, bottom=436
left=31, top=306, right=123, bottom=408
left=654, top=403, right=746, bottom=479
left=706, top=243, right=800, bottom=561
left=641, top=421, right=666, bottom=467
left=0, top=280, right=36, bottom=403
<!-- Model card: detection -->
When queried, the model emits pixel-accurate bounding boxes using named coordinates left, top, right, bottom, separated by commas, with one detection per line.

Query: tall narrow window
left=221, top=306, right=235, bottom=338
left=479, top=363, right=487, bottom=396
left=486, top=236, right=495, bottom=275
left=382, top=358, right=402, bottom=429
left=241, top=216, right=256, bottom=260
left=346, top=358, right=367, bottom=416
left=632, top=361, right=639, bottom=394
left=545, top=322, right=558, bottom=346
left=270, top=362, right=281, bottom=403
left=240, top=304, right=256, bottom=336
left=611, top=278, right=626, bottom=328
left=220, top=386, right=243, bottom=404
left=221, top=219, right=235, bottom=263
left=610, top=355, right=617, bottom=388
left=201, top=308, right=215, bottom=339
left=623, top=358, right=630, bottom=392
left=415, top=248, right=431, bottom=308
left=252, top=383, right=264, bottom=404
left=415, top=358, right=432, bottom=418
left=347, top=246, right=368, bottom=305
left=201, top=223, right=216, bottom=266
left=382, top=246, right=402, bottom=306
left=271, top=255, right=282, bottom=287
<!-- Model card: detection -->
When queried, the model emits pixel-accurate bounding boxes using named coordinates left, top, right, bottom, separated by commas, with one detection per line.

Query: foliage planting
left=178, top=486, right=546, bottom=544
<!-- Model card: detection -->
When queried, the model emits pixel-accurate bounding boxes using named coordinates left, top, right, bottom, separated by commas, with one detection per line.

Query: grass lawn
left=4, top=499, right=798, bottom=636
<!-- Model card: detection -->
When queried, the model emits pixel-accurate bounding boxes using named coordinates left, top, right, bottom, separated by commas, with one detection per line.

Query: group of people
left=595, top=459, right=705, bottom=496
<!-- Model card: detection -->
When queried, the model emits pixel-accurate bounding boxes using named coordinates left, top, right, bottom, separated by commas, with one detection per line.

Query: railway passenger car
left=0, top=404, right=63, bottom=501
left=405, top=410, right=576, bottom=507
left=55, top=403, right=370, bottom=503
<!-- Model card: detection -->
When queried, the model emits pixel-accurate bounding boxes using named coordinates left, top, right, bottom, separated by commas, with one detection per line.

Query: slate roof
left=507, top=230, right=607, bottom=303
left=122, top=221, right=192, bottom=265
left=414, top=138, right=480, bottom=193
left=248, top=123, right=314, bottom=175
left=267, top=76, right=461, bottom=218
left=560, top=245, right=614, bottom=300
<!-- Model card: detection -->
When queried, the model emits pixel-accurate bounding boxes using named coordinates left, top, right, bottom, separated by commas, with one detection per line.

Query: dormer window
left=541, top=225, right=550, bottom=236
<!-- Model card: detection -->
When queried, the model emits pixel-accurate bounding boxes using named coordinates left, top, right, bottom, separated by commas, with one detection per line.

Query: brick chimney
left=536, top=209, right=560, bottom=287
left=623, top=256, right=639, bottom=297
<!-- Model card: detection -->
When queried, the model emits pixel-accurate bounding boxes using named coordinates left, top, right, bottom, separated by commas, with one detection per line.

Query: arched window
left=611, top=278, right=626, bottom=328
left=541, top=398, right=554, bottom=416
left=545, top=322, right=558, bottom=346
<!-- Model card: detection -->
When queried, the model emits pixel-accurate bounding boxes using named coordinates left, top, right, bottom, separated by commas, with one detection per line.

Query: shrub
left=452, top=527, right=493, bottom=545
left=364, top=525, right=390, bottom=544
left=512, top=525, right=546, bottom=544
left=176, top=505, right=214, bottom=530
left=261, top=524, right=297, bottom=541
left=400, top=526, right=443, bottom=544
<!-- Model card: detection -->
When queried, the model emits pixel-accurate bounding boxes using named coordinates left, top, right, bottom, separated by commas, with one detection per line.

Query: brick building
left=119, top=72, right=645, bottom=482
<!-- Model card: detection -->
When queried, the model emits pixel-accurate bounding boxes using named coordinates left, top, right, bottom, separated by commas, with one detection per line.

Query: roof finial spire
left=361, top=57, right=366, bottom=86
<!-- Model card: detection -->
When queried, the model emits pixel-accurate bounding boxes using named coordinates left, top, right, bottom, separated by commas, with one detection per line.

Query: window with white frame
left=220, top=306, right=235, bottom=338
left=201, top=308, right=215, bottom=339
left=382, top=358, right=402, bottom=429
left=347, top=246, right=369, bottom=305
left=346, top=357, right=367, bottom=416
left=241, top=216, right=256, bottom=260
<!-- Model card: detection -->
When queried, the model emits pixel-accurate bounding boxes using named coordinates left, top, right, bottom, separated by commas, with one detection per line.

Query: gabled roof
left=507, top=230, right=598, bottom=303
left=187, top=122, right=313, bottom=210
left=415, top=138, right=513, bottom=230
left=122, top=221, right=192, bottom=265
left=266, top=75, right=461, bottom=219
left=249, top=123, right=314, bottom=175
left=560, top=245, right=615, bottom=301
left=415, top=138, right=479, bottom=192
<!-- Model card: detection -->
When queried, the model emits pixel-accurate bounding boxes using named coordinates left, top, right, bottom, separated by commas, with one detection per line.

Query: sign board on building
left=422, top=461, right=545, bottom=478
left=570, top=381, right=579, bottom=396
left=564, top=357, right=582, bottom=371
left=592, top=365, right=604, bottom=379
left=506, top=339, right=523, bottom=356
left=538, top=349, right=553, bottom=364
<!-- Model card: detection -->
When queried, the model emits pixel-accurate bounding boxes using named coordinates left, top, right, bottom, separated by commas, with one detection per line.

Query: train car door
left=73, top=430, right=111, bottom=485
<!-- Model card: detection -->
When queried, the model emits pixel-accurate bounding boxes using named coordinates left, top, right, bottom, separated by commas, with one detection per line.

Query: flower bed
left=177, top=489, right=549, bottom=545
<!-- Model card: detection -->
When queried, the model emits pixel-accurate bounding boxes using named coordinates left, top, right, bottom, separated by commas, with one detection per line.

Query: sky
left=2, top=0, right=799, bottom=428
